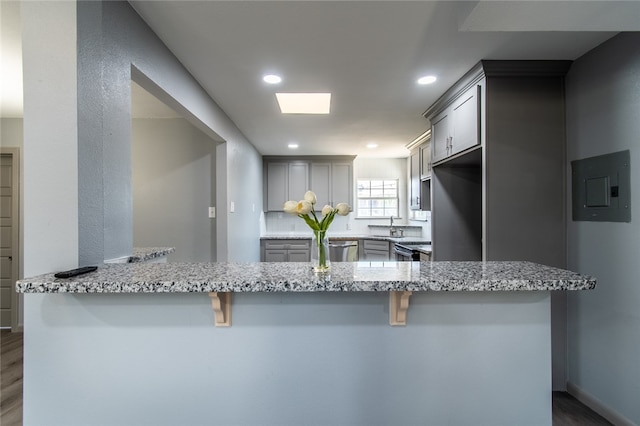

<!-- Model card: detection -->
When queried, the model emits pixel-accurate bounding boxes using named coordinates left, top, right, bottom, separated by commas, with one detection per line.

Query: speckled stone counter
left=16, top=261, right=595, bottom=293
left=128, top=247, right=175, bottom=263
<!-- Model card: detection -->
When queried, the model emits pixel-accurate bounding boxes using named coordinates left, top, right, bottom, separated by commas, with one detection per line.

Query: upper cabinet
left=430, top=80, right=483, bottom=164
left=419, top=141, right=432, bottom=180
left=263, top=156, right=355, bottom=211
left=409, top=149, right=420, bottom=210
left=265, top=162, right=309, bottom=211
left=309, top=162, right=352, bottom=208
left=406, top=130, right=431, bottom=211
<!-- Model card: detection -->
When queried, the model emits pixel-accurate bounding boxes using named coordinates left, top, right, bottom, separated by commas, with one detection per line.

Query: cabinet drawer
left=264, top=249, right=287, bottom=262
left=363, top=239, right=390, bottom=251
left=288, top=241, right=311, bottom=250
left=288, top=250, right=310, bottom=262
left=264, top=239, right=310, bottom=249
left=362, top=249, right=391, bottom=261
left=264, top=241, right=288, bottom=250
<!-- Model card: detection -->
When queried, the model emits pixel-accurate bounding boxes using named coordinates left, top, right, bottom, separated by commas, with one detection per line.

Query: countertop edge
left=128, top=247, right=176, bottom=263
left=16, top=261, right=596, bottom=294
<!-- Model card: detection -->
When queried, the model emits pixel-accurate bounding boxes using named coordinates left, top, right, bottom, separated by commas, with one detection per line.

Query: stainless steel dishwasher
left=328, top=240, right=359, bottom=262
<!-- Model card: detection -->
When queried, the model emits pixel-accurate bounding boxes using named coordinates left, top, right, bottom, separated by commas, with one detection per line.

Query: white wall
left=132, top=118, right=217, bottom=262
left=565, top=32, right=640, bottom=425
left=21, top=2, right=78, bottom=277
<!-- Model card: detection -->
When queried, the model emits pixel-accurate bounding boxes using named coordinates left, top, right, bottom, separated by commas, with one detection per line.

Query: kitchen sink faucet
left=390, top=216, right=397, bottom=236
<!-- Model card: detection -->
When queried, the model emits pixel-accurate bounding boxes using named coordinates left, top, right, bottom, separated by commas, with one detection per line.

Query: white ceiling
left=128, top=0, right=634, bottom=158
left=4, top=1, right=640, bottom=158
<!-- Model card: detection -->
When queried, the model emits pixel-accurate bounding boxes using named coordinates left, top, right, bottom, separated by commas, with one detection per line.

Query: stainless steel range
left=393, top=242, right=431, bottom=261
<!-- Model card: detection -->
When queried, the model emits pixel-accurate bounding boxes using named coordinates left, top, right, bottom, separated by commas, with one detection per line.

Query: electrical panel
left=571, top=150, right=630, bottom=222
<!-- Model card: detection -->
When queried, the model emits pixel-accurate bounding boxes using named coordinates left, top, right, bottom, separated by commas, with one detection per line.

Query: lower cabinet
left=360, top=240, right=392, bottom=261
left=261, top=239, right=311, bottom=262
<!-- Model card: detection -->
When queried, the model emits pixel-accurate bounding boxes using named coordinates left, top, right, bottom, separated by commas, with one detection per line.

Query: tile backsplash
left=263, top=211, right=430, bottom=240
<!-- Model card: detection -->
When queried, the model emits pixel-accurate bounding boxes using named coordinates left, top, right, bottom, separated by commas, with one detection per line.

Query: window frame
left=356, top=179, right=399, bottom=219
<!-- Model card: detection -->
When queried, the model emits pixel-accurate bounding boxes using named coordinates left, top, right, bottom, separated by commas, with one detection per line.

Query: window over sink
left=357, top=179, right=398, bottom=218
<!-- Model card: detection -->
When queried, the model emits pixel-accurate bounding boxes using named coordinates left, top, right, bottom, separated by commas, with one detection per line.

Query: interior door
left=0, top=154, right=16, bottom=328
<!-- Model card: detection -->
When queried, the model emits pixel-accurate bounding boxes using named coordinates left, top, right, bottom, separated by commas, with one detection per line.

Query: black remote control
left=54, top=266, right=98, bottom=279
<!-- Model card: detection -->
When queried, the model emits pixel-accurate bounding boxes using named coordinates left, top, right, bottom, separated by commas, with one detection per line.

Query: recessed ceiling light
left=417, top=75, right=437, bottom=85
left=276, top=93, right=331, bottom=114
left=366, top=142, right=378, bottom=149
left=288, top=143, right=299, bottom=149
left=263, top=74, right=282, bottom=84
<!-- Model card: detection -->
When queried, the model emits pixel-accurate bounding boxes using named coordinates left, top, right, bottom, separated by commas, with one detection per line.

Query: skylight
left=275, top=93, right=331, bottom=114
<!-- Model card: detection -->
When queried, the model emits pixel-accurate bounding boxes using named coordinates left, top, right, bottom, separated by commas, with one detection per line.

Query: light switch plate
left=208, top=207, right=216, bottom=218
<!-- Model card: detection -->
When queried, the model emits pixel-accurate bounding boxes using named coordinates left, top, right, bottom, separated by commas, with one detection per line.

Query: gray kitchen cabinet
left=261, top=239, right=311, bottom=262
left=264, top=161, right=309, bottom=211
left=263, top=249, right=287, bottom=262
left=420, top=140, right=432, bottom=180
left=360, top=239, right=391, bottom=261
left=287, top=250, right=311, bottom=262
left=409, top=149, right=420, bottom=210
left=264, top=156, right=355, bottom=212
left=310, top=161, right=353, bottom=209
left=430, top=82, right=483, bottom=164
left=310, top=163, right=331, bottom=207
left=330, top=162, right=352, bottom=207
left=406, top=131, right=431, bottom=211
left=431, top=109, right=450, bottom=163
left=266, top=162, right=288, bottom=211
left=289, top=163, right=309, bottom=203
left=424, top=60, right=571, bottom=266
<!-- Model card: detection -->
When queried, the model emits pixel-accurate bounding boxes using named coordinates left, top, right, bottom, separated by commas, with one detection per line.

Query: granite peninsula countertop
left=129, top=247, right=175, bottom=263
left=16, top=261, right=595, bottom=294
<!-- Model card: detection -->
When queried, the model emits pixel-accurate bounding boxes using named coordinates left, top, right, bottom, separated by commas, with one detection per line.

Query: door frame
left=1, top=147, right=21, bottom=331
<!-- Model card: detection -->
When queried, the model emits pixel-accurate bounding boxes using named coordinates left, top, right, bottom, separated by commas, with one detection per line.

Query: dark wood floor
left=0, top=329, right=613, bottom=426
left=1, top=330, right=23, bottom=426
left=552, top=391, right=612, bottom=426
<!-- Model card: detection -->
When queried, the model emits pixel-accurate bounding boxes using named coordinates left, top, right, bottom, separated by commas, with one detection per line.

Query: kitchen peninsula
left=18, top=261, right=594, bottom=426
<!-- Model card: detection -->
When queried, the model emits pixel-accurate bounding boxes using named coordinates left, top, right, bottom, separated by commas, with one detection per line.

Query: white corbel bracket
left=209, top=292, right=232, bottom=327
left=389, top=291, right=413, bottom=326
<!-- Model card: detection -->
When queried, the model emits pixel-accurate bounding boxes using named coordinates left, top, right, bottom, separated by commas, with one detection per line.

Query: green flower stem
left=314, top=230, right=327, bottom=270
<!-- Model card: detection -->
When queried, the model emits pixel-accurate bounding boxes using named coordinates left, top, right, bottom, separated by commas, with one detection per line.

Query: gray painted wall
left=77, top=1, right=262, bottom=264
left=132, top=118, right=217, bottom=262
left=566, top=33, right=640, bottom=425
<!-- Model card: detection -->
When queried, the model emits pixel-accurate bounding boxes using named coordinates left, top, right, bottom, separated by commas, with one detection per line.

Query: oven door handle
left=393, top=245, right=411, bottom=256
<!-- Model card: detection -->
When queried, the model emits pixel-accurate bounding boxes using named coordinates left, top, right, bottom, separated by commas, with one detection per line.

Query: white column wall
left=21, top=1, right=78, bottom=276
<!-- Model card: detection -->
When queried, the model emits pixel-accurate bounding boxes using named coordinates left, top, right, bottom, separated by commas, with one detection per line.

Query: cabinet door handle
left=417, top=196, right=420, bottom=205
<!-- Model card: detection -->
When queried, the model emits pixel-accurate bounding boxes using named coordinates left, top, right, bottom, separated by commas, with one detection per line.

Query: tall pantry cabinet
left=425, top=60, right=571, bottom=269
